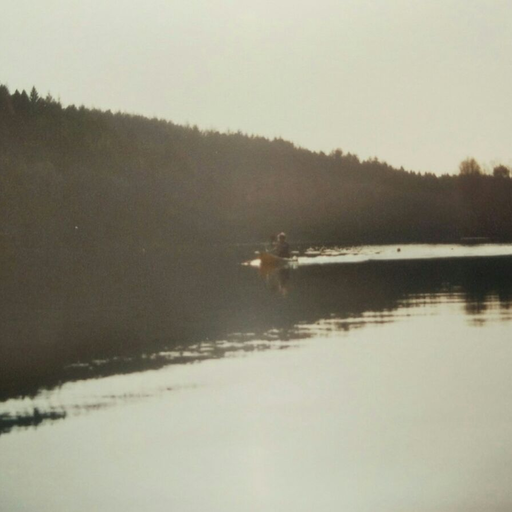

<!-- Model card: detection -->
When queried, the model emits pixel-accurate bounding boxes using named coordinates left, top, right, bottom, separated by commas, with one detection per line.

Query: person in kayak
left=273, top=232, right=290, bottom=258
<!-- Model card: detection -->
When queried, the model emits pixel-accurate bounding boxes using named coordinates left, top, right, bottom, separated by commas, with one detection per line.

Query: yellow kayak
left=258, top=252, right=294, bottom=267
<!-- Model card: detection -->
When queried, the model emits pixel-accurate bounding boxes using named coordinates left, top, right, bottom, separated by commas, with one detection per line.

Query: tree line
left=1, top=84, right=511, bottom=257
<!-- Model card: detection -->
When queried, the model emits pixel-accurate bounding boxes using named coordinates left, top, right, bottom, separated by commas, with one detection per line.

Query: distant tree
left=11, top=89, right=30, bottom=113
left=344, top=152, right=360, bottom=165
left=459, top=158, right=483, bottom=176
left=0, top=84, right=13, bottom=117
left=30, top=86, right=39, bottom=104
left=10, top=89, right=20, bottom=110
left=493, top=165, right=510, bottom=179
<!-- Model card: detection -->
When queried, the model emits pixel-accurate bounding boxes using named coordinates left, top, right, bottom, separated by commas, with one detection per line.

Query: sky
left=1, top=0, right=511, bottom=175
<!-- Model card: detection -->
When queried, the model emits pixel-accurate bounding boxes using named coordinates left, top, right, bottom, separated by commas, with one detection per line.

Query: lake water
left=2, top=244, right=512, bottom=511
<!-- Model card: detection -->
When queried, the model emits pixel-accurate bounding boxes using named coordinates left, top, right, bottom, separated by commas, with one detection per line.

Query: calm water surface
left=2, top=244, right=512, bottom=511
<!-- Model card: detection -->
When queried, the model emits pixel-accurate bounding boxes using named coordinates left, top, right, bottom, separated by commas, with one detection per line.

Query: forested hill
left=1, top=85, right=511, bottom=252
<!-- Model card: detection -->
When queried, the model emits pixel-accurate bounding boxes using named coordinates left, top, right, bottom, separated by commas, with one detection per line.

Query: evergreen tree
left=29, top=86, right=39, bottom=104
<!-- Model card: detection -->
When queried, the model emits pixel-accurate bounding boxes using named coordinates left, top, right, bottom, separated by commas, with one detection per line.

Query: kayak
left=258, top=252, right=295, bottom=267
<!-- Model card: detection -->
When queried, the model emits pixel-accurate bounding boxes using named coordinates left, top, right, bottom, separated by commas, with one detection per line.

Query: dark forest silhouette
left=2, top=84, right=512, bottom=255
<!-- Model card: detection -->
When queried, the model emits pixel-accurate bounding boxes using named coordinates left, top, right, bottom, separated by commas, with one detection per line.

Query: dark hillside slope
left=1, top=85, right=510, bottom=253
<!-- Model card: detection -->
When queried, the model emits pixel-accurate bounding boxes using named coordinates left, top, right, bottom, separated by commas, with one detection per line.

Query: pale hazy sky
left=2, top=0, right=511, bottom=174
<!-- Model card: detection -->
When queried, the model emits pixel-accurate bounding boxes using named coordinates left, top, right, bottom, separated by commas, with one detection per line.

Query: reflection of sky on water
left=2, top=290, right=512, bottom=512
left=251, top=243, right=512, bottom=266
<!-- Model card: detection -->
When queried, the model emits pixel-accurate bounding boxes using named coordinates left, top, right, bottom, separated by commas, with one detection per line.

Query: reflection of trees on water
left=460, top=260, right=512, bottom=318
left=266, top=257, right=512, bottom=326
left=0, top=409, right=66, bottom=436
left=1, top=250, right=512, bottom=401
